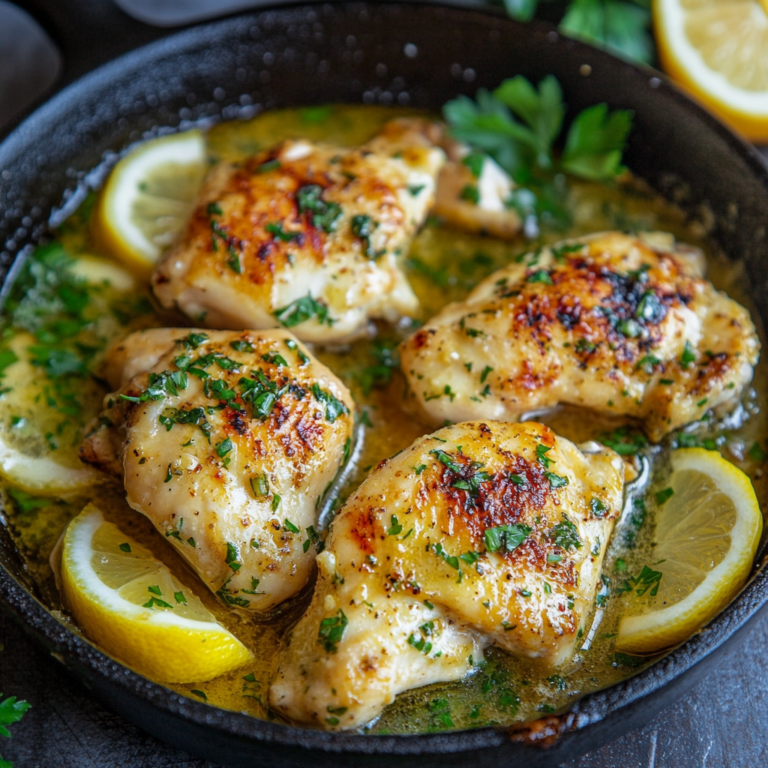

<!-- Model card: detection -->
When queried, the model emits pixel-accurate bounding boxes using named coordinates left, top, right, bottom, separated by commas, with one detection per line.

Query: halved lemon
left=616, top=448, right=762, bottom=653
left=92, top=130, right=207, bottom=279
left=61, top=504, right=252, bottom=683
left=654, top=0, right=768, bottom=141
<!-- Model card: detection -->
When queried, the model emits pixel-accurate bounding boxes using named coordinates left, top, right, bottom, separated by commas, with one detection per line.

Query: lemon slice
left=0, top=433, right=99, bottom=496
left=93, top=130, right=207, bottom=278
left=0, top=332, right=100, bottom=495
left=616, top=448, right=762, bottom=653
left=61, top=504, right=252, bottom=683
left=654, top=0, right=768, bottom=141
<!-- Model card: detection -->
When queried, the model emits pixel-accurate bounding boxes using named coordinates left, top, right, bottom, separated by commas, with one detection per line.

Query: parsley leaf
left=0, top=694, right=30, bottom=738
left=559, top=0, right=653, bottom=66
left=561, top=102, right=634, bottom=180
left=484, top=523, right=531, bottom=553
left=318, top=609, right=348, bottom=653
left=274, top=294, right=332, bottom=328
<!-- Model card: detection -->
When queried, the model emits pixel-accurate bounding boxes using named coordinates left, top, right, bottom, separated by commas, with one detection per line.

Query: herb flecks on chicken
left=80, top=328, right=354, bottom=612
left=270, top=421, right=623, bottom=729
left=400, top=232, right=759, bottom=441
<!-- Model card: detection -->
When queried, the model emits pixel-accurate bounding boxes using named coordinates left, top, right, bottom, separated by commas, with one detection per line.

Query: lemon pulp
left=617, top=448, right=762, bottom=653
left=654, top=0, right=768, bottom=140
left=93, top=130, right=206, bottom=277
left=61, top=504, right=253, bottom=683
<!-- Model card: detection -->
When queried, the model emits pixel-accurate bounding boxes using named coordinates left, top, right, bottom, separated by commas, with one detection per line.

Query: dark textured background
left=1, top=2, right=768, bottom=766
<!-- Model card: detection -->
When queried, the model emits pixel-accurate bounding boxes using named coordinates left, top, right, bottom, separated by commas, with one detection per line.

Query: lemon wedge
left=616, top=448, right=762, bottom=653
left=92, top=130, right=207, bottom=279
left=61, top=504, right=252, bottom=683
left=654, top=0, right=768, bottom=141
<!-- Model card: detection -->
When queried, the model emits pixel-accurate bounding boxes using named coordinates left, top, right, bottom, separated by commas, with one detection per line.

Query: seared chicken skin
left=152, top=121, right=445, bottom=343
left=270, top=421, right=623, bottom=730
left=400, top=232, right=760, bottom=441
left=81, top=328, right=354, bottom=612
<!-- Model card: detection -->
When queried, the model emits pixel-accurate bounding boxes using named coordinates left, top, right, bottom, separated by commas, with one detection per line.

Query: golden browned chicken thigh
left=151, top=121, right=446, bottom=342
left=270, top=421, right=623, bottom=729
left=81, top=328, right=354, bottom=612
left=400, top=232, right=759, bottom=441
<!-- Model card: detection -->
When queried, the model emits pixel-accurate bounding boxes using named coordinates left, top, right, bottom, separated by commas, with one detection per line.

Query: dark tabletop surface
left=2, top=2, right=768, bottom=766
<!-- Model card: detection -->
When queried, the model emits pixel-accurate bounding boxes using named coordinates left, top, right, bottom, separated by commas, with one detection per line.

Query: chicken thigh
left=270, top=421, right=623, bottom=729
left=151, top=121, right=445, bottom=343
left=400, top=232, right=760, bottom=441
left=81, top=328, right=354, bottom=612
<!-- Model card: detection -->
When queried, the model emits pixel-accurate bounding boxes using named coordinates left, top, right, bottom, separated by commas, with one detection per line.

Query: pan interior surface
left=1, top=3, right=768, bottom=766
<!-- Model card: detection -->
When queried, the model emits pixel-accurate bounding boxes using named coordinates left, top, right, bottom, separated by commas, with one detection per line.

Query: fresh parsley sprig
left=445, top=75, right=633, bottom=186
left=498, top=0, right=653, bottom=66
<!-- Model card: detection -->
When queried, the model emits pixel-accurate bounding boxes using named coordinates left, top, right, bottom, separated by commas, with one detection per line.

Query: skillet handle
left=11, top=0, right=168, bottom=88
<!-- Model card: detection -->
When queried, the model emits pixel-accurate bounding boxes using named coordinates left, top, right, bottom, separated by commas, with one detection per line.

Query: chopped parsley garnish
left=274, top=294, right=332, bottom=328
left=296, top=184, right=342, bottom=233
left=590, top=498, right=607, bottom=517
left=350, top=214, right=376, bottom=257
left=303, top=525, right=320, bottom=553
left=655, top=487, right=674, bottom=505
left=256, top=159, right=281, bottom=173
left=271, top=494, right=282, bottom=512
left=480, top=365, right=494, bottom=383
left=352, top=337, right=400, bottom=395
left=265, top=222, right=301, bottom=242
left=225, top=542, right=242, bottom=572
left=430, top=449, right=463, bottom=473
left=158, top=406, right=212, bottom=441
left=459, top=184, right=480, bottom=205
left=598, top=427, right=647, bottom=456
left=7, top=488, right=50, bottom=513
left=527, top=269, right=553, bottom=285
left=545, top=471, right=568, bottom=488
left=310, top=383, right=348, bottom=423
left=616, top=318, right=640, bottom=338
left=618, top=564, right=663, bottom=597
left=318, top=609, right=348, bottom=653
left=536, top=443, right=553, bottom=468
left=0, top=693, right=30, bottom=739
left=118, top=542, right=131, bottom=553
left=120, top=369, right=189, bottom=404
left=749, top=442, right=767, bottom=462
left=387, top=515, right=403, bottom=536
left=216, top=438, right=233, bottom=460
left=549, top=515, right=581, bottom=551
left=261, top=351, right=288, bottom=367
left=636, top=354, right=661, bottom=374
left=551, top=243, right=584, bottom=261
left=230, top=340, right=254, bottom=353
left=680, top=340, right=696, bottom=368
left=484, top=523, right=531, bottom=553
left=635, top=291, right=665, bottom=323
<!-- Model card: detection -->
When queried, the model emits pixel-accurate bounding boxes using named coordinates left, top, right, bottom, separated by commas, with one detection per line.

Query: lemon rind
left=617, top=449, right=762, bottom=653
left=97, top=130, right=206, bottom=270
left=654, top=0, right=768, bottom=115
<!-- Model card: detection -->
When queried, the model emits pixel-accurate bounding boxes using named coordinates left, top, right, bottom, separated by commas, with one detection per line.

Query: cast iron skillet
left=1, top=3, right=768, bottom=766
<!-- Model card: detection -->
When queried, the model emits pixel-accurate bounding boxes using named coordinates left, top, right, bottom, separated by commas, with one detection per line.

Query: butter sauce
left=1, top=105, right=766, bottom=734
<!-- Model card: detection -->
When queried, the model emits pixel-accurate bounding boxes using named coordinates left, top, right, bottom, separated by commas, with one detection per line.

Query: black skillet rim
left=1, top=0, right=768, bottom=757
